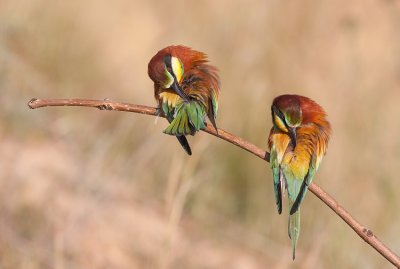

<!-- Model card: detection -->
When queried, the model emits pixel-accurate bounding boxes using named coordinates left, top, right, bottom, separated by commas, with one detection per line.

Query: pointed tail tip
left=291, top=237, right=296, bottom=260
left=175, top=136, right=192, bottom=156
left=183, top=144, right=192, bottom=155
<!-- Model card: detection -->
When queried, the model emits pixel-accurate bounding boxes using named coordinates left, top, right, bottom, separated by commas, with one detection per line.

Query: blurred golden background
left=1, top=0, right=400, bottom=268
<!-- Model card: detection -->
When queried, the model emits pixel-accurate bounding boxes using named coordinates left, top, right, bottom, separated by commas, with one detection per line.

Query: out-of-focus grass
left=1, top=0, right=400, bottom=268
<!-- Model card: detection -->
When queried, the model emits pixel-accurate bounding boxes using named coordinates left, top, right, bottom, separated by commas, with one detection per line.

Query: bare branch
left=27, top=98, right=400, bottom=267
left=27, top=98, right=268, bottom=160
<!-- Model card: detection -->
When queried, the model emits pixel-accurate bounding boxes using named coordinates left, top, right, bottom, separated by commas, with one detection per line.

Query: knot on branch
left=363, top=228, right=374, bottom=237
left=97, top=104, right=114, bottom=110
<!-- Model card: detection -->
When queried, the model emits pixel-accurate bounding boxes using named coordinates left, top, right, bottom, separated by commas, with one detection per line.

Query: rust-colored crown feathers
left=273, top=94, right=328, bottom=125
left=148, top=45, right=218, bottom=88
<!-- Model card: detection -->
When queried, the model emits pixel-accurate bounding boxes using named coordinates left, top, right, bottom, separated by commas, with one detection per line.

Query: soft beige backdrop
left=1, top=0, right=400, bottom=268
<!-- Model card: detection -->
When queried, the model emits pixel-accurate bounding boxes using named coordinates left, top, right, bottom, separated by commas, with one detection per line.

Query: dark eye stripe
left=163, top=54, right=177, bottom=80
left=163, top=55, right=172, bottom=67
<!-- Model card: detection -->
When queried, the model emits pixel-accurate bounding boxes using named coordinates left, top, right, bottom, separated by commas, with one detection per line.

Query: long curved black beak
left=288, top=127, right=297, bottom=148
left=171, top=80, right=189, bottom=102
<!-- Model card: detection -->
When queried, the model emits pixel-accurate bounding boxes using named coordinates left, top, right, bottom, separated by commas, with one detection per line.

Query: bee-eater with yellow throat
left=148, top=45, right=220, bottom=155
left=268, top=94, right=331, bottom=259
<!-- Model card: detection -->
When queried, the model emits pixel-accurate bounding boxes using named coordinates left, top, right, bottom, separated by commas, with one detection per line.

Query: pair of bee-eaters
left=148, top=45, right=331, bottom=259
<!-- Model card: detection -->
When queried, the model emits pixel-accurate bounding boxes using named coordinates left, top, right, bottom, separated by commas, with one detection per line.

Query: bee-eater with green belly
left=268, top=94, right=331, bottom=259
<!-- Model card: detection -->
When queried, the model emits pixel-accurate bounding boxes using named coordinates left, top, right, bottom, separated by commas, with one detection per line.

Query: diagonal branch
left=27, top=98, right=400, bottom=267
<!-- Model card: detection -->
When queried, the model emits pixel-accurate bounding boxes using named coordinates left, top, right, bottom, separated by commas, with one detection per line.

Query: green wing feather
left=164, top=101, right=206, bottom=136
left=269, top=148, right=282, bottom=214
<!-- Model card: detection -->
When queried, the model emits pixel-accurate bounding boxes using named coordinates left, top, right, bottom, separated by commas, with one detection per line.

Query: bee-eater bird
left=147, top=45, right=220, bottom=155
left=268, top=94, right=331, bottom=259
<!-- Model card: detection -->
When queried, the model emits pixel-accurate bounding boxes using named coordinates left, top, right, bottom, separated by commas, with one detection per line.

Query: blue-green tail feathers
left=288, top=206, right=300, bottom=260
left=286, top=175, right=305, bottom=260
